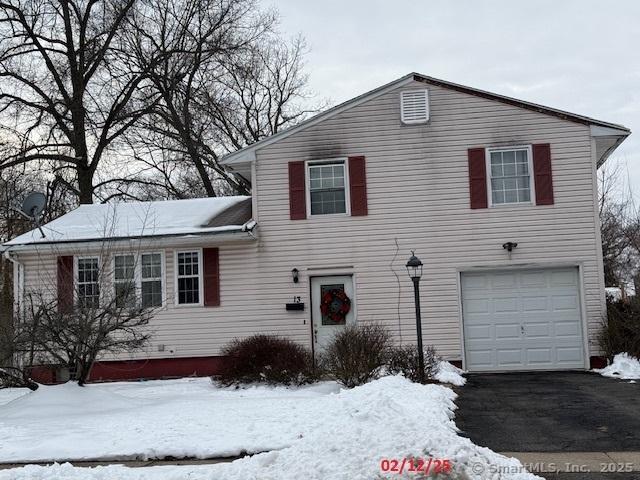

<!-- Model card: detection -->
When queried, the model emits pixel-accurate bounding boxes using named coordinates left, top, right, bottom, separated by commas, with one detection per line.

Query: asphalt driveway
left=455, top=371, right=640, bottom=452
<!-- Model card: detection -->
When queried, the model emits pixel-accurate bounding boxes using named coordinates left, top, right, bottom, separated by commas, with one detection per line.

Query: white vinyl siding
left=15, top=80, right=605, bottom=364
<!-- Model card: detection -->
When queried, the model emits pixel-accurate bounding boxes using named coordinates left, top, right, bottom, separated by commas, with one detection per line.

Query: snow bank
left=0, top=376, right=540, bottom=480
left=435, top=360, right=466, bottom=386
left=594, top=353, right=640, bottom=380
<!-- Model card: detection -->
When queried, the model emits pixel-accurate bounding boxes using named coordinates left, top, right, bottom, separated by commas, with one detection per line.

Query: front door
left=311, top=275, right=356, bottom=354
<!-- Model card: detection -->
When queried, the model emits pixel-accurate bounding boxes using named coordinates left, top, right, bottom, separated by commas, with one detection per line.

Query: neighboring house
left=2, top=73, right=630, bottom=380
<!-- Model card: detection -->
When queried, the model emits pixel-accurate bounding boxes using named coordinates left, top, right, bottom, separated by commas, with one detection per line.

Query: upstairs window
left=77, top=257, right=100, bottom=308
left=308, top=161, right=348, bottom=215
left=488, top=146, right=533, bottom=205
left=177, top=251, right=201, bottom=305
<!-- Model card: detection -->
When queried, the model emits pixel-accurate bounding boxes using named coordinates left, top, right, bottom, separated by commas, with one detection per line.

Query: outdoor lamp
left=406, top=251, right=425, bottom=383
left=291, top=268, right=299, bottom=283
left=405, top=251, right=423, bottom=280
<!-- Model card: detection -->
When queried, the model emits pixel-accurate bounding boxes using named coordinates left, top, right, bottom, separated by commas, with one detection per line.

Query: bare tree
left=0, top=0, right=159, bottom=204
left=127, top=0, right=315, bottom=199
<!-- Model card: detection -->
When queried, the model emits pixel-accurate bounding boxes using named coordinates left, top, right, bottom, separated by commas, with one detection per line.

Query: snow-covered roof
left=4, top=196, right=253, bottom=247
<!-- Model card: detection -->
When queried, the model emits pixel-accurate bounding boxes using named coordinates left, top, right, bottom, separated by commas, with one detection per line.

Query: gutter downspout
left=2, top=247, right=24, bottom=316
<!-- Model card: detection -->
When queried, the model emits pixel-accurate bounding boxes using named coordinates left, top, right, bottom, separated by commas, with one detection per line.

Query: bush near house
left=218, top=334, right=317, bottom=386
left=600, top=298, right=640, bottom=359
left=320, top=324, right=391, bottom=388
left=387, top=344, right=439, bottom=383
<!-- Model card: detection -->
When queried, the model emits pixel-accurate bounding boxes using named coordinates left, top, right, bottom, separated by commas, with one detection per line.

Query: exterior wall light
left=291, top=268, right=299, bottom=283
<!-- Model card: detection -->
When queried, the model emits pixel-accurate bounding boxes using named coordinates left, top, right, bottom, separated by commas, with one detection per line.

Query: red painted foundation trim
left=589, top=356, right=608, bottom=369
left=28, top=356, right=227, bottom=384
left=88, top=356, right=227, bottom=382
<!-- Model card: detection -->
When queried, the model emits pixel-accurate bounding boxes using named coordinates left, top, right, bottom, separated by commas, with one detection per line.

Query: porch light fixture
left=291, top=268, right=299, bottom=283
left=406, top=251, right=425, bottom=383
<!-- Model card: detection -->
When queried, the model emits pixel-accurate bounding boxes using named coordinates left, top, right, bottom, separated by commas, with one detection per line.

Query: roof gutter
left=2, top=222, right=259, bottom=254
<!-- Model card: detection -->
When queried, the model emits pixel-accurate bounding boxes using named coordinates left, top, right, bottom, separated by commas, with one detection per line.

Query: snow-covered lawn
left=0, top=375, right=539, bottom=480
left=594, top=352, right=640, bottom=381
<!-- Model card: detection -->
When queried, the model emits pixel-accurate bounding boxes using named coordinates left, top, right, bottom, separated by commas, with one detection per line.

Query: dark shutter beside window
left=203, top=248, right=220, bottom=307
left=468, top=148, right=488, bottom=209
left=57, top=255, right=74, bottom=312
left=288, top=161, right=306, bottom=220
left=532, top=143, right=554, bottom=205
left=348, top=156, right=368, bottom=216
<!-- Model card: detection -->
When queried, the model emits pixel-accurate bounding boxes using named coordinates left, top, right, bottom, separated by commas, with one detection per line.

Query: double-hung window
left=77, top=257, right=100, bottom=308
left=141, top=253, right=163, bottom=308
left=114, top=254, right=136, bottom=308
left=308, top=161, right=348, bottom=215
left=113, top=253, right=164, bottom=308
left=177, top=251, right=201, bottom=305
left=488, top=146, right=533, bottom=205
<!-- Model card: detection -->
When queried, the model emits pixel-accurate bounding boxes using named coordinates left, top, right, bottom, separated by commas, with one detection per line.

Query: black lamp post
left=406, top=251, right=425, bottom=383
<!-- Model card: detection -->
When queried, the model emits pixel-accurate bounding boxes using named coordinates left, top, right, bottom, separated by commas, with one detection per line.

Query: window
left=114, top=255, right=136, bottom=308
left=308, top=162, right=347, bottom=215
left=77, top=257, right=100, bottom=308
left=141, top=253, right=163, bottom=308
left=488, top=147, right=533, bottom=205
left=177, top=251, right=201, bottom=305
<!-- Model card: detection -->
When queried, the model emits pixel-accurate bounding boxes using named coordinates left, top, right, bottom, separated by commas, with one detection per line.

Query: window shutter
left=57, top=256, right=74, bottom=312
left=533, top=143, right=554, bottom=205
left=203, top=248, right=220, bottom=307
left=288, top=161, right=306, bottom=220
left=468, top=148, right=488, bottom=209
left=348, top=156, right=368, bottom=216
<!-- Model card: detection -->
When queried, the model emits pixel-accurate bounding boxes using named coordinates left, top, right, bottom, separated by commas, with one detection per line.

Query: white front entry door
left=461, top=267, right=585, bottom=372
left=311, top=275, right=356, bottom=354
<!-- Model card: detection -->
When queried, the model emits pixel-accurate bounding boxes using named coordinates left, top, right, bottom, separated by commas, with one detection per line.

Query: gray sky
left=272, top=0, right=640, bottom=194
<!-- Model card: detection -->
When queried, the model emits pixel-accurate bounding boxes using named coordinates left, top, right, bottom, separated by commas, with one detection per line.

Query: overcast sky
left=272, top=0, right=640, bottom=195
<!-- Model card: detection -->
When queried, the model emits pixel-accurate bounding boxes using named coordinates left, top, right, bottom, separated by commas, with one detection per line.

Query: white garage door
left=461, top=267, right=585, bottom=372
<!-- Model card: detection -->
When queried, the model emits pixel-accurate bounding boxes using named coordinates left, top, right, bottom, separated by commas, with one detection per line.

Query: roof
left=221, top=72, right=630, bottom=167
left=4, top=196, right=253, bottom=247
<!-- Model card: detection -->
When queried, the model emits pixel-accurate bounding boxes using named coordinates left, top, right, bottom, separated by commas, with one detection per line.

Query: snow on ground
left=0, top=376, right=540, bottom=480
left=435, top=360, right=466, bottom=386
left=594, top=352, right=640, bottom=380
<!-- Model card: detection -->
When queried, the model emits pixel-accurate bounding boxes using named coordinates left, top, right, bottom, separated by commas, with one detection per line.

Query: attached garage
left=461, top=267, right=586, bottom=372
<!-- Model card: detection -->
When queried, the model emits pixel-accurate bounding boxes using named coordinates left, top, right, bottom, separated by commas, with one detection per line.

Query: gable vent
left=400, top=89, right=429, bottom=124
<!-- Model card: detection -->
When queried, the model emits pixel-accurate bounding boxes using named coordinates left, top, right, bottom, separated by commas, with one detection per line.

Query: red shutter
left=533, top=143, right=554, bottom=205
left=203, top=248, right=220, bottom=307
left=348, top=156, right=368, bottom=216
left=57, top=256, right=74, bottom=312
left=468, top=148, right=488, bottom=209
left=288, top=161, right=306, bottom=220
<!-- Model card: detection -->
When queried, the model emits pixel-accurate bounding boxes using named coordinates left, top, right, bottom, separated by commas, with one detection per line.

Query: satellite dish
left=21, top=192, right=47, bottom=219
left=15, top=191, right=47, bottom=238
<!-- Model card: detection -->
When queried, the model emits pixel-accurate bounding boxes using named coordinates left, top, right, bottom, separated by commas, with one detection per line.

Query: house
left=3, top=73, right=630, bottom=381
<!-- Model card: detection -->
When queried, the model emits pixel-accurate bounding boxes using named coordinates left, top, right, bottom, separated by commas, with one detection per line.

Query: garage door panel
left=492, top=273, right=518, bottom=289
left=495, top=323, right=521, bottom=339
left=520, top=271, right=547, bottom=288
left=557, top=347, right=583, bottom=363
left=496, top=349, right=524, bottom=366
left=462, top=267, right=585, bottom=372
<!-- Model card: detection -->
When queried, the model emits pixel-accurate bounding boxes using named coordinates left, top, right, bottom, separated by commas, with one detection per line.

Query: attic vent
left=400, top=89, right=429, bottom=124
